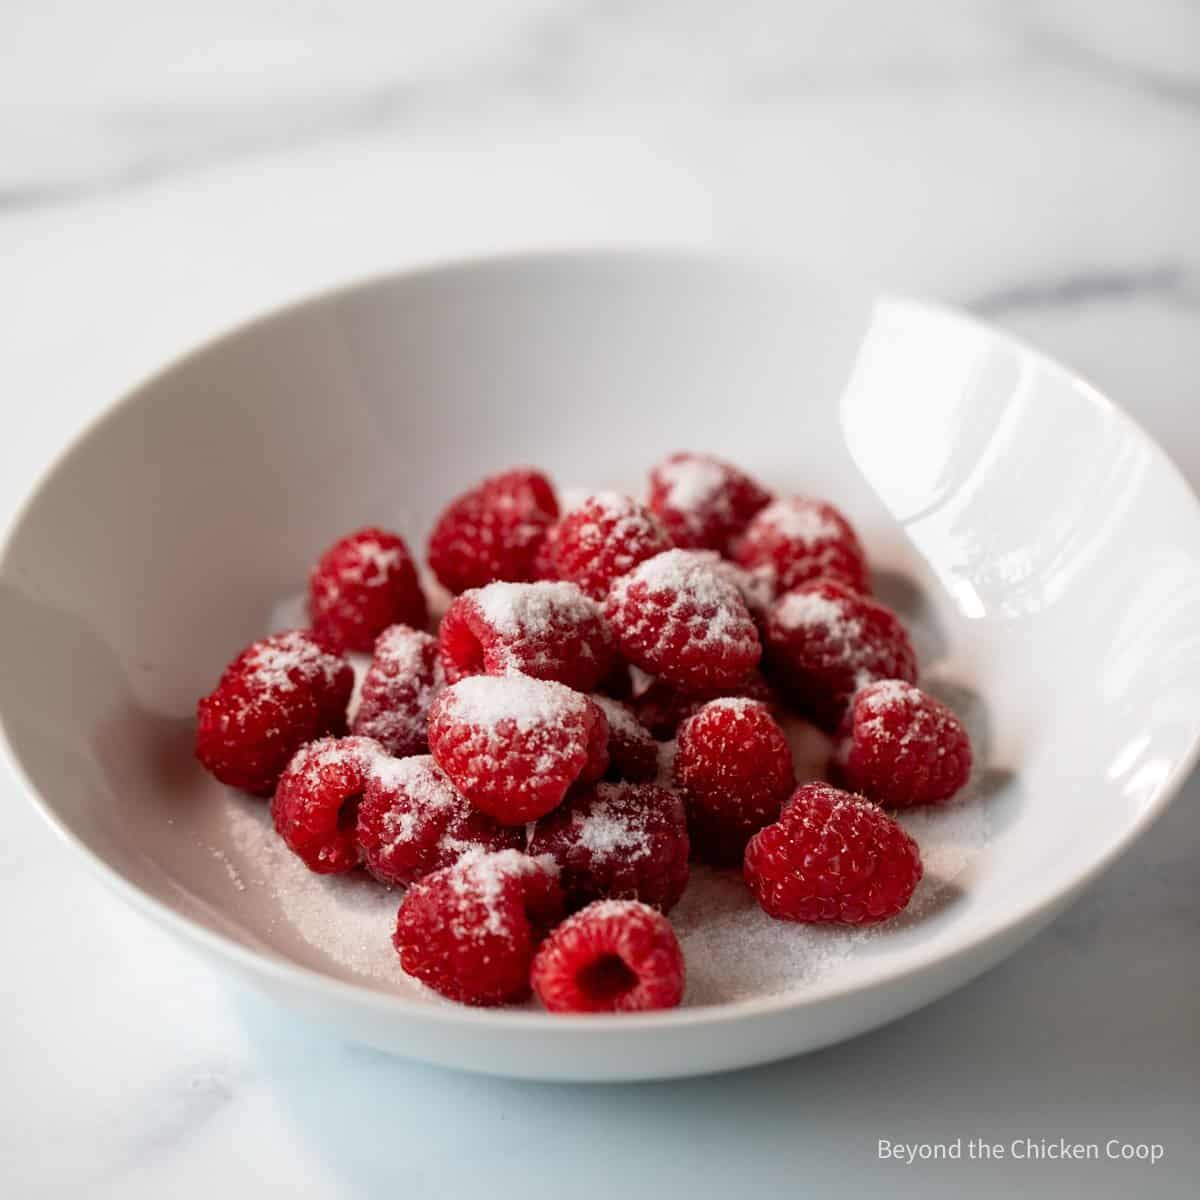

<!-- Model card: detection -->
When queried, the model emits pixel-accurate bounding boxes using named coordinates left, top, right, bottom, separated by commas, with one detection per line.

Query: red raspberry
left=356, top=754, right=522, bottom=885
left=549, top=492, right=673, bottom=600
left=438, top=580, right=613, bottom=692
left=427, top=675, right=609, bottom=824
left=764, top=578, right=917, bottom=731
left=394, top=850, right=563, bottom=1006
left=674, top=698, right=796, bottom=865
left=271, top=736, right=381, bottom=874
left=195, top=630, right=353, bottom=796
left=531, top=523, right=561, bottom=580
left=647, top=452, right=771, bottom=554
left=604, top=549, right=761, bottom=690
left=427, top=468, right=559, bottom=594
left=745, top=782, right=923, bottom=924
left=529, top=782, right=689, bottom=912
left=589, top=695, right=659, bottom=782
left=633, top=669, right=779, bottom=739
left=308, top=527, right=428, bottom=653
left=351, top=624, right=443, bottom=757
left=833, top=680, right=972, bottom=808
left=735, top=497, right=869, bottom=595
left=531, top=899, right=685, bottom=1013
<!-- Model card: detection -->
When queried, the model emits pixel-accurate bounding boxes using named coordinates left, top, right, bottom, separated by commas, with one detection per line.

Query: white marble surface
left=2, top=1, right=1198, bottom=1195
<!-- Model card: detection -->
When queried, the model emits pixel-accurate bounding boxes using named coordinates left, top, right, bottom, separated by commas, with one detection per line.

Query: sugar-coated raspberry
left=674, top=698, right=796, bottom=865
left=438, top=580, right=613, bottom=692
left=356, top=754, right=522, bottom=885
left=549, top=492, right=673, bottom=600
left=532, top=523, right=561, bottom=580
left=427, top=468, right=559, bottom=594
left=394, top=850, right=563, bottom=1006
left=833, top=680, right=972, bottom=808
left=427, top=675, right=609, bottom=824
left=745, top=782, right=923, bottom=924
left=529, top=782, right=689, bottom=912
left=308, top=527, right=428, bottom=653
left=765, top=578, right=917, bottom=731
left=589, top=695, right=659, bottom=782
left=271, top=736, right=382, bottom=874
left=633, top=670, right=779, bottom=739
left=531, top=899, right=685, bottom=1013
left=647, top=452, right=771, bottom=554
left=702, top=554, right=777, bottom=629
left=351, top=624, right=444, bottom=757
left=195, top=630, right=353, bottom=796
left=735, top=497, right=869, bottom=595
left=604, top=549, right=761, bottom=690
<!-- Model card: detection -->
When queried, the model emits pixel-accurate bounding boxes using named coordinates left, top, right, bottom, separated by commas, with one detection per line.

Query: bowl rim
left=3, top=245, right=1199, bottom=1035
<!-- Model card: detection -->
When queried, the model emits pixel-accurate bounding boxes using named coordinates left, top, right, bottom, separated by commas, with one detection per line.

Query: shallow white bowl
left=3, top=251, right=1200, bottom=1081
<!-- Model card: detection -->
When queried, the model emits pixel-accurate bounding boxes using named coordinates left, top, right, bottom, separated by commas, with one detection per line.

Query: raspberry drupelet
left=647, top=452, right=772, bottom=554
left=393, top=849, right=563, bottom=1006
left=833, top=679, right=972, bottom=808
left=744, top=782, right=923, bottom=924
left=308, top=527, right=428, bottom=653
left=427, top=675, right=609, bottom=824
left=438, top=580, right=613, bottom=692
left=195, top=630, right=353, bottom=796
left=427, top=468, right=559, bottom=594
left=528, top=782, right=690, bottom=913
left=351, top=624, right=444, bottom=758
left=531, top=899, right=685, bottom=1013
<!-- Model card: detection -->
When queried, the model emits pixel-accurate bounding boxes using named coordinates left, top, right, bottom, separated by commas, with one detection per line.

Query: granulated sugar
left=224, top=770, right=989, bottom=1004
left=444, top=674, right=588, bottom=733
left=755, top=497, right=843, bottom=544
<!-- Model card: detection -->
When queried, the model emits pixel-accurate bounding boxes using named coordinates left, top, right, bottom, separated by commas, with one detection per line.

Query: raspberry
left=674, top=698, right=795, bottom=865
left=427, top=468, right=559, bottom=594
left=351, top=624, right=444, bottom=757
left=633, top=670, right=779, bottom=739
left=764, top=578, right=917, bottom=731
left=195, top=630, right=353, bottom=796
left=647, top=452, right=771, bottom=554
left=356, top=755, right=522, bottom=885
left=531, top=899, right=685, bottom=1013
left=604, top=549, right=760, bottom=690
left=549, top=492, right=673, bottom=600
left=589, top=695, right=659, bottom=782
left=427, top=675, right=609, bottom=824
left=744, top=782, right=923, bottom=924
left=833, top=680, right=972, bottom=808
left=271, top=736, right=381, bottom=874
left=531, top=523, right=561, bottom=580
left=438, top=580, right=613, bottom=692
left=308, top=527, right=428, bottom=653
left=735, top=497, right=869, bottom=595
left=529, top=782, right=689, bottom=912
left=394, top=850, right=563, bottom=1006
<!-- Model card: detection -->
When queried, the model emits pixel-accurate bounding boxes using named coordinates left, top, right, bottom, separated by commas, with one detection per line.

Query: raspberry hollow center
left=577, top=953, right=639, bottom=1000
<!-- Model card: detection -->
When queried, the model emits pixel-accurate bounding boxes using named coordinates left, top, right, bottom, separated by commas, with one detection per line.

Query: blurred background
left=1, top=3, right=1198, bottom=1197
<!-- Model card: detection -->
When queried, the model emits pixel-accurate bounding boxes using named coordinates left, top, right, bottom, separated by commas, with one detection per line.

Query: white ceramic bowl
left=3, top=251, right=1200, bottom=1082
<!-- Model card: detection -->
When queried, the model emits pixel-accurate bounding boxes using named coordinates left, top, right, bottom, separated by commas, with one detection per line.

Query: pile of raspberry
left=195, top=454, right=975, bottom=1013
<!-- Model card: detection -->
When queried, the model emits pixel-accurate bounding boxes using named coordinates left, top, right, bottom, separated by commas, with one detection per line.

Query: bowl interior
left=3, top=252, right=1200, bottom=1025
